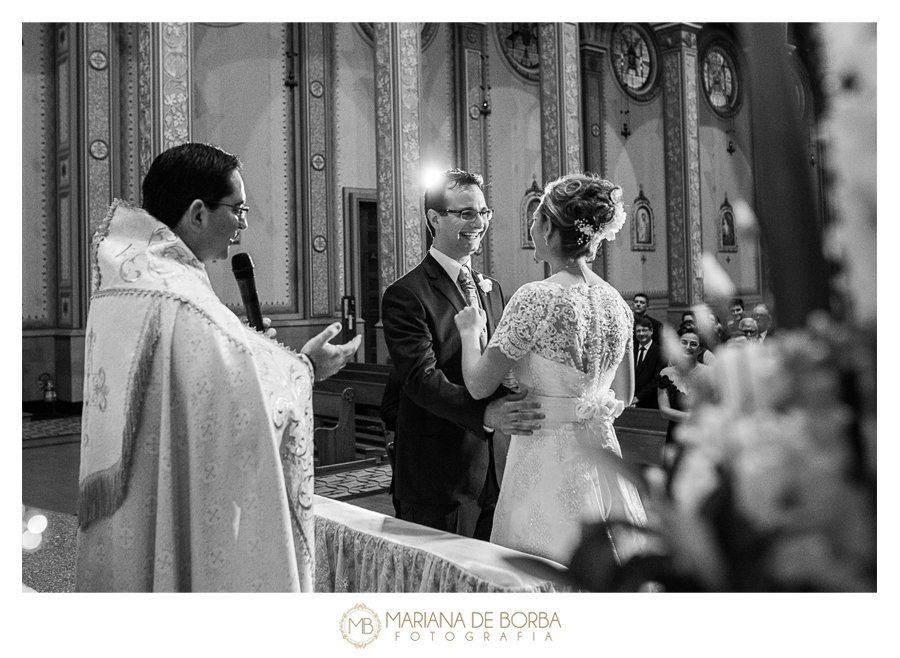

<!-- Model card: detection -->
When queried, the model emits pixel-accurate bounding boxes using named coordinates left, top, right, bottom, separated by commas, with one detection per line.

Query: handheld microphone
left=231, top=252, right=265, bottom=332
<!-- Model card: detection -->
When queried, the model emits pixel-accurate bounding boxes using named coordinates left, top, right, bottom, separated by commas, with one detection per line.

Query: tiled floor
left=22, top=415, right=396, bottom=591
left=22, top=416, right=394, bottom=508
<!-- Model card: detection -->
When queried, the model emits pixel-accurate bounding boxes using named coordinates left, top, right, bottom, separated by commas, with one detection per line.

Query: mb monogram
left=339, top=604, right=382, bottom=648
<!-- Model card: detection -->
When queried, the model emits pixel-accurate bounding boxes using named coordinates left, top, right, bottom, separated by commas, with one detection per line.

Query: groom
left=381, top=168, right=542, bottom=540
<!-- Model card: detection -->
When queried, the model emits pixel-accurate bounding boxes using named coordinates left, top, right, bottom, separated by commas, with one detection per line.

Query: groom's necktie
left=458, top=266, right=486, bottom=349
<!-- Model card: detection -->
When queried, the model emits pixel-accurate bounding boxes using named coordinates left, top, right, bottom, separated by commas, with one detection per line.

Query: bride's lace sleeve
left=488, top=283, right=550, bottom=361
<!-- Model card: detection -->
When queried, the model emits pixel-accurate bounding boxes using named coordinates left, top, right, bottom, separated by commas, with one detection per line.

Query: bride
left=454, top=173, right=647, bottom=565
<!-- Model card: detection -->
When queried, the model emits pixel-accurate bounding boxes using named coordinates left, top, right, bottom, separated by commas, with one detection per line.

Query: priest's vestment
left=76, top=201, right=314, bottom=592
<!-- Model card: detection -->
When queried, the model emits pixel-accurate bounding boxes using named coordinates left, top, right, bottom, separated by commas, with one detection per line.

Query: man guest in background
left=727, top=297, right=746, bottom=333
left=76, top=143, right=360, bottom=592
left=381, top=168, right=542, bottom=540
left=752, top=303, right=775, bottom=342
left=632, top=292, right=663, bottom=342
left=631, top=315, right=665, bottom=409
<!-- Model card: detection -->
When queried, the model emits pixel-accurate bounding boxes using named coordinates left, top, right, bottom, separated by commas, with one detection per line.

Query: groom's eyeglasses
left=439, top=208, right=493, bottom=222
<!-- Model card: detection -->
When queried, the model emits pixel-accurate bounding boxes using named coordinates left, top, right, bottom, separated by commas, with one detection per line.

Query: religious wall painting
left=610, top=23, right=660, bottom=102
left=718, top=196, right=738, bottom=252
left=701, top=39, right=743, bottom=118
left=521, top=178, right=542, bottom=249
left=497, top=23, right=540, bottom=83
left=630, top=187, right=655, bottom=251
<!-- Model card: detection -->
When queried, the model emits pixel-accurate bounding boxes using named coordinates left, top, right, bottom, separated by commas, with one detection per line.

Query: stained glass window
left=611, top=24, right=658, bottom=100
left=702, top=44, right=741, bottom=117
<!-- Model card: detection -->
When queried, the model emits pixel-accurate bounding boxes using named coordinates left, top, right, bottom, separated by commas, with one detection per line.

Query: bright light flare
left=22, top=531, right=42, bottom=551
left=421, top=167, right=445, bottom=193
left=27, top=514, right=48, bottom=534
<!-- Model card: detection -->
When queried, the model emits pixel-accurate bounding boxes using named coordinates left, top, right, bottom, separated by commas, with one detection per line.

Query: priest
left=76, top=143, right=360, bottom=592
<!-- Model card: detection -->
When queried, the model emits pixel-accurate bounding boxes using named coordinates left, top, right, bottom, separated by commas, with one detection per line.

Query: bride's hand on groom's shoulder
left=454, top=306, right=486, bottom=334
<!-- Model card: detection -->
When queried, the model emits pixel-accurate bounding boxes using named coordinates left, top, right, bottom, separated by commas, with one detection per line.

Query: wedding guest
left=76, top=143, right=360, bottom=592
left=454, top=172, right=647, bottom=564
left=678, top=320, right=717, bottom=366
left=633, top=292, right=663, bottom=342
left=738, top=317, right=761, bottom=342
left=632, top=315, right=665, bottom=409
left=381, top=168, right=543, bottom=540
left=657, top=325, right=709, bottom=470
left=752, top=304, right=775, bottom=342
left=727, top=297, right=745, bottom=332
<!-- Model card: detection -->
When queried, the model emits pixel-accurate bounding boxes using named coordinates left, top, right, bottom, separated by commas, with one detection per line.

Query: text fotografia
left=386, top=611, right=561, bottom=642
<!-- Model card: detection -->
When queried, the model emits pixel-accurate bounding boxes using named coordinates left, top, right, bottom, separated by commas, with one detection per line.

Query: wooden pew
left=314, top=363, right=392, bottom=460
left=313, top=387, right=383, bottom=476
left=614, top=407, right=668, bottom=466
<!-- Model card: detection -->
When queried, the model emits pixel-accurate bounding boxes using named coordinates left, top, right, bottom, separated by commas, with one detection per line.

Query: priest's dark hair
left=142, top=143, right=242, bottom=229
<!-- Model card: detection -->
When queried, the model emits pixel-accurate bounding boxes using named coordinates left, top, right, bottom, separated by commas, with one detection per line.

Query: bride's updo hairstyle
left=537, top=172, right=627, bottom=259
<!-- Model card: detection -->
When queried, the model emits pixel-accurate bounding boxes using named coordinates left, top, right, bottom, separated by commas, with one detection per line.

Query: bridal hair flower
left=570, top=183, right=627, bottom=247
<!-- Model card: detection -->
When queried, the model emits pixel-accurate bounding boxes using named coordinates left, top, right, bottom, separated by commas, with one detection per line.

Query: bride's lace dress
left=489, top=280, right=647, bottom=564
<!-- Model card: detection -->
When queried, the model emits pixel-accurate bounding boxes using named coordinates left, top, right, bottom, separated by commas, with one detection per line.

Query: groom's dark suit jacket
left=381, top=253, right=506, bottom=514
left=633, top=341, right=665, bottom=409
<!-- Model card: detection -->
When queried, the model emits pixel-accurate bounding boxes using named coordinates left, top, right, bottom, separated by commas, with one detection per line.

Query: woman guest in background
left=657, top=325, right=709, bottom=470
left=454, top=173, right=646, bottom=565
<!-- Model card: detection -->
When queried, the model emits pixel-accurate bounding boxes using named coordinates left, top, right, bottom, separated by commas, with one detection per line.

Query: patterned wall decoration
left=374, top=23, right=397, bottom=289
left=137, top=24, right=155, bottom=190
left=456, top=24, right=491, bottom=274
left=538, top=24, right=560, bottom=182
left=659, top=24, right=703, bottom=307
left=374, top=23, right=424, bottom=287
left=496, top=23, right=540, bottom=83
left=538, top=23, right=582, bottom=185
left=117, top=24, right=139, bottom=204
left=160, top=23, right=190, bottom=150
left=303, top=23, right=335, bottom=317
left=86, top=23, right=113, bottom=246
left=398, top=25, right=425, bottom=275
left=22, top=23, right=54, bottom=324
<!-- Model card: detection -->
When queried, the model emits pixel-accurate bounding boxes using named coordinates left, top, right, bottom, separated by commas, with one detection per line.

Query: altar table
left=313, top=495, right=570, bottom=593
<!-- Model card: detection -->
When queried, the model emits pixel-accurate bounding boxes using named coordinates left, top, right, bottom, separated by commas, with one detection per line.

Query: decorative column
left=158, top=23, right=191, bottom=152
left=453, top=23, right=491, bottom=274
left=579, top=23, right=610, bottom=278
left=374, top=23, right=424, bottom=289
left=55, top=24, right=80, bottom=328
left=299, top=23, right=337, bottom=317
left=656, top=23, right=703, bottom=307
left=538, top=22, right=582, bottom=184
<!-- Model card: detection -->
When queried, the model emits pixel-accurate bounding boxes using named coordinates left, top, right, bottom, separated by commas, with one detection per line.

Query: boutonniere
left=477, top=277, right=493, bottom=294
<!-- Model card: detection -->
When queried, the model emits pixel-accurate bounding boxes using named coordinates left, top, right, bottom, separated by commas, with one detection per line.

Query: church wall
left=484, top=26, right=545, bottom=297
left=191, top=23, right=296, bottom=312
left=601, top=47, right=669, bottom=316
left=419, top=25, right=455, bottom=177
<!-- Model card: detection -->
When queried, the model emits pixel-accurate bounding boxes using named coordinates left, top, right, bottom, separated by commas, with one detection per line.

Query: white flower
left=575, top=390, right=625, bottom=422
left=478, top=277, right=493, bottom=294
left=598, top=203, right=627, bottom=242
left=575, top=400, right=600, bottom=421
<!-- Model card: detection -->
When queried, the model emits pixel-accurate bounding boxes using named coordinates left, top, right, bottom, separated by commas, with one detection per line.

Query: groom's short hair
left=424, top=168, right=485, bottom=228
